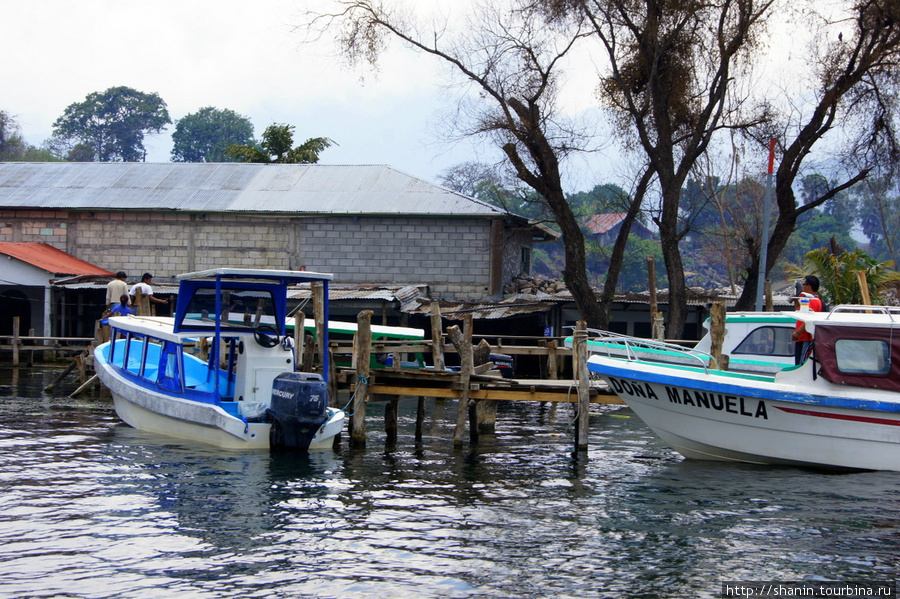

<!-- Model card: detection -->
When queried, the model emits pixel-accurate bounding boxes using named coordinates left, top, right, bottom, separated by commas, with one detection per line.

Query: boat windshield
left=732, top=326, right=794, bottom=358
left=179, top=286, right=278, bottom=332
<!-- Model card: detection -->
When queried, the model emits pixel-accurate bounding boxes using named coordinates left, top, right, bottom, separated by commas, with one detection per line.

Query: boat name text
left=607, top=376, right=768, bottom=419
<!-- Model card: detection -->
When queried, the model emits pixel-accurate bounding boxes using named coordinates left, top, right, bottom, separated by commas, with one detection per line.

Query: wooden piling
left=313, top=282, right=326, bottom=372
left=574, top=321, right=590, bottom=451
left=415, top=396, right=426, bottom=443
left=350, top=310, right=372, bottom=448
left=27, top=328, right=35, bottom=367
left=385, top=397, right=399, bottom=445
left=12, top=316, right=19, bottom=366
left=447, top=324, right=473, bottom=447
left=430, top=301, right=445, bottom=371
left=709, top=301, right=727, bottom=370
left=294, top=311, right=305, bottom=368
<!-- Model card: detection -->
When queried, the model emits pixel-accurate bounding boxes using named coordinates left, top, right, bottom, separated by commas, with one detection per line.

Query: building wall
left=0, top=209, right=529, bottom=300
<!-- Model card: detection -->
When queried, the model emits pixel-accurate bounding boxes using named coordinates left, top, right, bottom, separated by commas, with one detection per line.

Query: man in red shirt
left=791, top=275, right=823, bottom=364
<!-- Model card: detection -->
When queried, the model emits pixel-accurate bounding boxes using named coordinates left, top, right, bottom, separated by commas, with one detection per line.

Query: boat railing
left=579, top=328, right=717, bottom=373
left=826, top=305, right=900, bottom=320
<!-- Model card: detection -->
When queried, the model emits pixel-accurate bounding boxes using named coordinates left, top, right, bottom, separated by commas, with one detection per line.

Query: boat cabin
left=106, top=269, right=333, bottom=412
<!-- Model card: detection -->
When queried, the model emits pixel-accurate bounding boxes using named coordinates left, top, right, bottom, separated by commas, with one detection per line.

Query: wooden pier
left=2, top=309, right=621, bottom=450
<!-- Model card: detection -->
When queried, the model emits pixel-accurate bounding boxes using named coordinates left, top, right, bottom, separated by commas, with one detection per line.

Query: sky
left=4, top=0, right=543, bottom=188
left=3, top=1, right=812, bottom=194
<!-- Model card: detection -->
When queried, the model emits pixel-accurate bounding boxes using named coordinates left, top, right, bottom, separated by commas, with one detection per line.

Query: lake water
left=1, top=365, right=898, bottom=598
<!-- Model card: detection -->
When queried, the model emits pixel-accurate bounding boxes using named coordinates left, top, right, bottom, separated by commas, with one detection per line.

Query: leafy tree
left=51, top=86, right=171, bottom=162
left=590, top=234, right=666, bottom=292
left=226, top=124, right=333, bottom=164
left=780, top=212, right=856, bottom=268
left=855, top=174, right=900, bottom=264
left=171, top=107, right=255, bottom=162
left=801, top=247, right=899, bottom=306
left=0, top=111, right=56, bottom=161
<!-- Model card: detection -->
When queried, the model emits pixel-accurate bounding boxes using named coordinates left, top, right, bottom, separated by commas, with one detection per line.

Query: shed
left=0, top=242, right=112, bottom=336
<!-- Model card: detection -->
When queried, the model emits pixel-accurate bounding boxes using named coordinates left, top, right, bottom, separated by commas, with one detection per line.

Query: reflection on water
left=0, top=366, right=898, bottom=598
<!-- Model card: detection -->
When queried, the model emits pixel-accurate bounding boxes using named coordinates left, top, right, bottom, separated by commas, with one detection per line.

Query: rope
left=341, top=374, right=369, bottom=416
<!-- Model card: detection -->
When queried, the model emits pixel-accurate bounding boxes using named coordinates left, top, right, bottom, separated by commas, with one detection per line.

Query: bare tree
left=549, top=0, right=773, bottom=337
left=306, top=1, right=615, bottom=326
left=736, top=0, right=900, bottom=309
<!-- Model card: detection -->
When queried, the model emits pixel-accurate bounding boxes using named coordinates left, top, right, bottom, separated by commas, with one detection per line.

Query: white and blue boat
left=567, top=311, right=799, bottom=374
left=587, top=306, right=900, bottom=471
left=94, top=268, right=345, bottom=450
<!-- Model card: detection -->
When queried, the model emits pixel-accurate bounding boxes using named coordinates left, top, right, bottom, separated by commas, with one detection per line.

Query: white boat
left=587, top=306, right=900, bottom=471
left=94, top=268, right=346, bottom=450
left=693, top=311, right=798, bottom=373
left=567, top=311, right=799, bottom=374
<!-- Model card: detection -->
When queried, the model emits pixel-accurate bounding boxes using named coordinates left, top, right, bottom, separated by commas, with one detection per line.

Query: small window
left=520, top=247, right=531, bottom=275
left=835, top=339, right=890, bottom=375
left=732, top=326, right=794, bottom=357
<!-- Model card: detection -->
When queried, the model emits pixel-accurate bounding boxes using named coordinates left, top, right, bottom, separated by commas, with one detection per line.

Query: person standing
left=791, top=275, right=823, bottom=364
left=130, top=272, right=169, bottom=315
left=105, top=271, right=129, bottom=309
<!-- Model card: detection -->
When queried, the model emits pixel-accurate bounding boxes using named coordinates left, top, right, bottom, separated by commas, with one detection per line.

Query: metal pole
left=755, top=138, right=776, bottom=311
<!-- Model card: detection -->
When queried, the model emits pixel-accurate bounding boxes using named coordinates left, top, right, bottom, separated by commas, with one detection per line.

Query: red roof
left=0, top=242, right=113, bottom=277
left=584, top=213, right=627, bottom=234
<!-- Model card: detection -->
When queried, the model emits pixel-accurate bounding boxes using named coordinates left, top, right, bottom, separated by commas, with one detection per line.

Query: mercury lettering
left=607, top=376, right=768, bottom=419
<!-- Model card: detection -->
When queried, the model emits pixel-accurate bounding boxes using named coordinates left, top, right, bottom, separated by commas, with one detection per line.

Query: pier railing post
left=574, top=321, right=590, bottom=451
left=350, top=310, right=372, bottom=448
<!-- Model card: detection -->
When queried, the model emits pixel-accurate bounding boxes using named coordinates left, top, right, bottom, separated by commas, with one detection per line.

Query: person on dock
left=100, top=294, right=135, bottom=341
left=791, top=275, right=823, bottom=364
left=130, top=273, right=169, bottom=315
left=105, top=271, right=129, bottom=309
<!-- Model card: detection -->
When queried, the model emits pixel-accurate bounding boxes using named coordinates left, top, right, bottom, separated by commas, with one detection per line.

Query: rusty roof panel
left=0, top=242, right=113, bottom=276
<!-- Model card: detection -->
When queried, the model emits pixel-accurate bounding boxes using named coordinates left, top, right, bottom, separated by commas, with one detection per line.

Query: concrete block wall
left=298, top=216, right=494, bottom=298
left=0, top=210, right=527, bottom=300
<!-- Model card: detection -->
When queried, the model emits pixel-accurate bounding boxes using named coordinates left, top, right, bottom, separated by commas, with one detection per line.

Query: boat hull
left=97, top=358, right=344, bottom=450
left=590, top=357, right=900, bottom=471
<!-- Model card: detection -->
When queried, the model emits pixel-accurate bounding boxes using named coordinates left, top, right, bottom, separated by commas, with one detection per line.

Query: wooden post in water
left=312, top=282, right=326, bottom=373
left=385, top=398, right=400, bottom=446
left=447, top=324, right=473, bottom=447
left=573, top=321, right=590, bottom=451
left=350, top=310, right=372, bottom=448
left=415, top=396, right=426, bottom=443
left=648, top=257, right=664, bottom=340
left=709, top=302, right=728, bottom=370
left=27, top=328, right=34, bottom=367
left=12, top=316, right=19, bottom=366
left=294, top=311, right=305, bottom=368
left=429, top=301, right=445, bottom=371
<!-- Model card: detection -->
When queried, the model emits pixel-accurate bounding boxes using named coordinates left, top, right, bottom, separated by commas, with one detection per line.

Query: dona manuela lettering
left=608, top=377, right=769, bottom=419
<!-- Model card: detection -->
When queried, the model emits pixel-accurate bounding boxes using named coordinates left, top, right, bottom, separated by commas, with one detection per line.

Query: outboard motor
left=267, top=372, right=329, bottom=449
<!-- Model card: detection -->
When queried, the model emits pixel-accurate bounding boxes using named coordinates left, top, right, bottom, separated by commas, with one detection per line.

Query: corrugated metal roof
left=584, top=213, right=626, bottom=234
left=0, top=162, right=509, bottom=217
left=0, top=242, right=113, bottom=276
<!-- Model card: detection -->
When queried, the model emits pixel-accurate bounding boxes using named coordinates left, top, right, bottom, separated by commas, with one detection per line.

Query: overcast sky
left=4, top=0, right=535, bottom=187
left=5, top=1, right=811, bottom=194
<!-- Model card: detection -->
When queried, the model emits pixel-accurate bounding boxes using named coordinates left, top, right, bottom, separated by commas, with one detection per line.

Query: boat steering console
left=254, top=324, right=280, bottom=348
